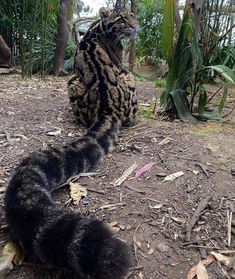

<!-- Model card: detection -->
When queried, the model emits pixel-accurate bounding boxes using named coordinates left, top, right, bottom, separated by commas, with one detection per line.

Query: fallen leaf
left=163, top=171, right=184, bottom=182
left=158, top=137, right=173, bottom=145
left=135, top=163, right=155, bottom=179
left=148, top=248, right=155, bottom=255
left=187, top=255, right=214, bottom=279
left=69, top=182, right=87, bottom=205
left=210, top=251, right=235, bottom=268
left=171, top=216, right=186, bottom=224
left=193, top=170, right=199, bottom=175
left=196, top=261, right=209, bottom=279
left=111, top=163, right=138, bottom=186
left=47, top=128, right=62, bottom=136
left=107, top=221, right=120, bottom=233
left=219, top=250, right=235, bottom=254
left=149, top=203, right=163, bottom=209
left=0, top=241, right=24, bottom=277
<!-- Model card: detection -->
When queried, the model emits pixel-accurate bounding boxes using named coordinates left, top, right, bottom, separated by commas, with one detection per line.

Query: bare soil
left=0, top=74, right=235, bottom=279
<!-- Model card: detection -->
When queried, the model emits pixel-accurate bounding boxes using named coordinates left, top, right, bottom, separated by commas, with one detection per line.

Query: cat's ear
left=99, top=7, right=110, bottom=19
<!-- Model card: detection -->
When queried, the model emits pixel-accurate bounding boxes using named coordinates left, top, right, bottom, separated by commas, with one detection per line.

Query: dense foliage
left=135, top=0, right=164, bottom=64
left=161, top=1, right=235, bottom=121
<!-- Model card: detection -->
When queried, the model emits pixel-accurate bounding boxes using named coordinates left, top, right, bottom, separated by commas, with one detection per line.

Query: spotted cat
left=68, top=7, right=138, bottom=128
left=5, top=7, right=138, bottom=279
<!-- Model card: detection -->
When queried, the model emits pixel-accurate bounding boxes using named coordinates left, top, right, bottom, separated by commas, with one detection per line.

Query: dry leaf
left=196, top=261, right=209, bottom=279
left=111, top=163, right=138, bottom=186
left=135, top=163, right=155, bottom=179
left=149, top=203, right=163, bottom=209
left=171, top=216, right=186, bottom=224
left=163, top=171, right=184, bottom=182
left=187, top=255, right=214, bottom=279
left=219, top=250, right=235, bottom=254
left=47, top=128, right=62, bottom=136
left=69, top=182, right=87, bottom=205
left=0, top=241, right=24, bottom=277
left=148, top=248, right=155, bottom=255
left=158, top=137, right=173, bottom=145
left=210, top=251, right=234, bottom=268
left=107, top=221, right=120, bottom=233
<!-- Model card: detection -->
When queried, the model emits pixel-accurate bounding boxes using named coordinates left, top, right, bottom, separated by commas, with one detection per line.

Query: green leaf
left=218, top=85, right=228, bottom=116
left=193, top=113, right=223, bottom=121
left=202, top=65, right=235, bottom=84
left=170, top=89, right=197, bottom=122
left=162, top=0, right=174, bottom=65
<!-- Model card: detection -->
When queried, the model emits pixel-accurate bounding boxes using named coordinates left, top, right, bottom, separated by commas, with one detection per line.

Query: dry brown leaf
left=187, top=255, right=215, bottom=279
left=149, top=203, right=163, bottom=209
left=163, top=171, right=184, bottom=182
left=148, top=248, right=155, bottom=255
left=210, top=251, right=235, bottom=268
left=171, top=216, right=186, bottom=224
left=196, top=261, right=209, bottom=279
left=107, top=221, right=120, bottom=233
left=47, top=128, right=62, bottom=136
left=219, top=250, right=235, bottom=254
left=69, top=182, right=87, bottom=205
left=0, top=241, right=24, bottom=278
left=111, top=163, right=138, bottom=186
left=158, top=137, right=173, bottom=145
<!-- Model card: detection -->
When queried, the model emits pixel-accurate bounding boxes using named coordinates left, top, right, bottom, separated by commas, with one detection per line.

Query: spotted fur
left=5, top=8, right=138, bottom=279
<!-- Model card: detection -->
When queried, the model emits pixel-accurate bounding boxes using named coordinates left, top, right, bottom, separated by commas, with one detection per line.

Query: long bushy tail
left=4, top=113, right=132, bottom=279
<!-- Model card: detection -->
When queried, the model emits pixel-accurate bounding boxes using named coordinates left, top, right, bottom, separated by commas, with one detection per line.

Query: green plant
left=155, top=79, right=166, bottom=88
left=160, top=1, right=235, bottom=121
left=136, top=0, right=164, bottom=64
left=0, top=0, right=76, bottom=77
left=138, top=104, right=154, bottom=119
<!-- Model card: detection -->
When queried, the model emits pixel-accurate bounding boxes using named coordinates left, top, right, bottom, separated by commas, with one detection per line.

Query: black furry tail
left=4, top=113, right=132, bottom=278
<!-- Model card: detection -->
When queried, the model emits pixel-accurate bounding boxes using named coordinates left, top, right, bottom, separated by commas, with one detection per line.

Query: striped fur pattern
left=5, top=8, right=137, bottom=279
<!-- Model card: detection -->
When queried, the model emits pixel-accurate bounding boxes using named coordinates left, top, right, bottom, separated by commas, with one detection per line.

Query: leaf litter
left=0, top=241, right=24, bottom=278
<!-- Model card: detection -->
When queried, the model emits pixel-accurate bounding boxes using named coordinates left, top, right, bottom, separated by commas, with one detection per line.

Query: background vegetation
left=0, top=0, right=234, bottom=120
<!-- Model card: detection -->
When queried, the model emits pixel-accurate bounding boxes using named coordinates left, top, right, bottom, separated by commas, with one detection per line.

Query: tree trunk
left=128, top=0, right=137, bottom=72
left=53, top=0, right=72, bottom=76
left=185, top=0, right=202, bottom=35
left=174, top=0, right=182, bottom=28
left=0, top=35, right=11, bottom=68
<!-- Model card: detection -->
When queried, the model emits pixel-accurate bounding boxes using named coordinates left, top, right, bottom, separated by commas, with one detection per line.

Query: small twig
left=207, top=85, right=223, bottom=104
left=181, top=236, right=216, bottom=247
left=99, top=202, right=126, bottom=210
left=186, top=194, right=213, bottom=241
left=126, top=185, right=146, bottom=194
left=0, top=156, right=4, bottom=165
left=195, top=162, right=210, bottom=177
left=184, top=244, right=221, bottom=250
left=86, top=188, right=105, bottom=195
left=227, top=210, right=233, bottom=247
left=196, top=234, right=207, bottom=259
left=133, top=222, right=142, bottom=265
left=4, top=130, right=11, bottom=142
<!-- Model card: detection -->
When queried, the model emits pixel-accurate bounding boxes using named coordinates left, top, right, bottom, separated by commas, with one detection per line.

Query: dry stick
left=186, top=194, right=213, bottom=242
left=207, top=85, right=223, bottom=104
left=196, top=233, right=207, bottom=259
left=181, top=235, right=216, bottom=247
left=227, top=210, right=233, bottom=247
left=195, top=162, right=210, bottom=177
left=185, top=244, right=221, bottom=250
left=133, top=222, right=142, bottom=265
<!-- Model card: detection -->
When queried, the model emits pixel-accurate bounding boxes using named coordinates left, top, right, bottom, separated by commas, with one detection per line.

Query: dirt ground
left=0, top=73, right=235, bottom=279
